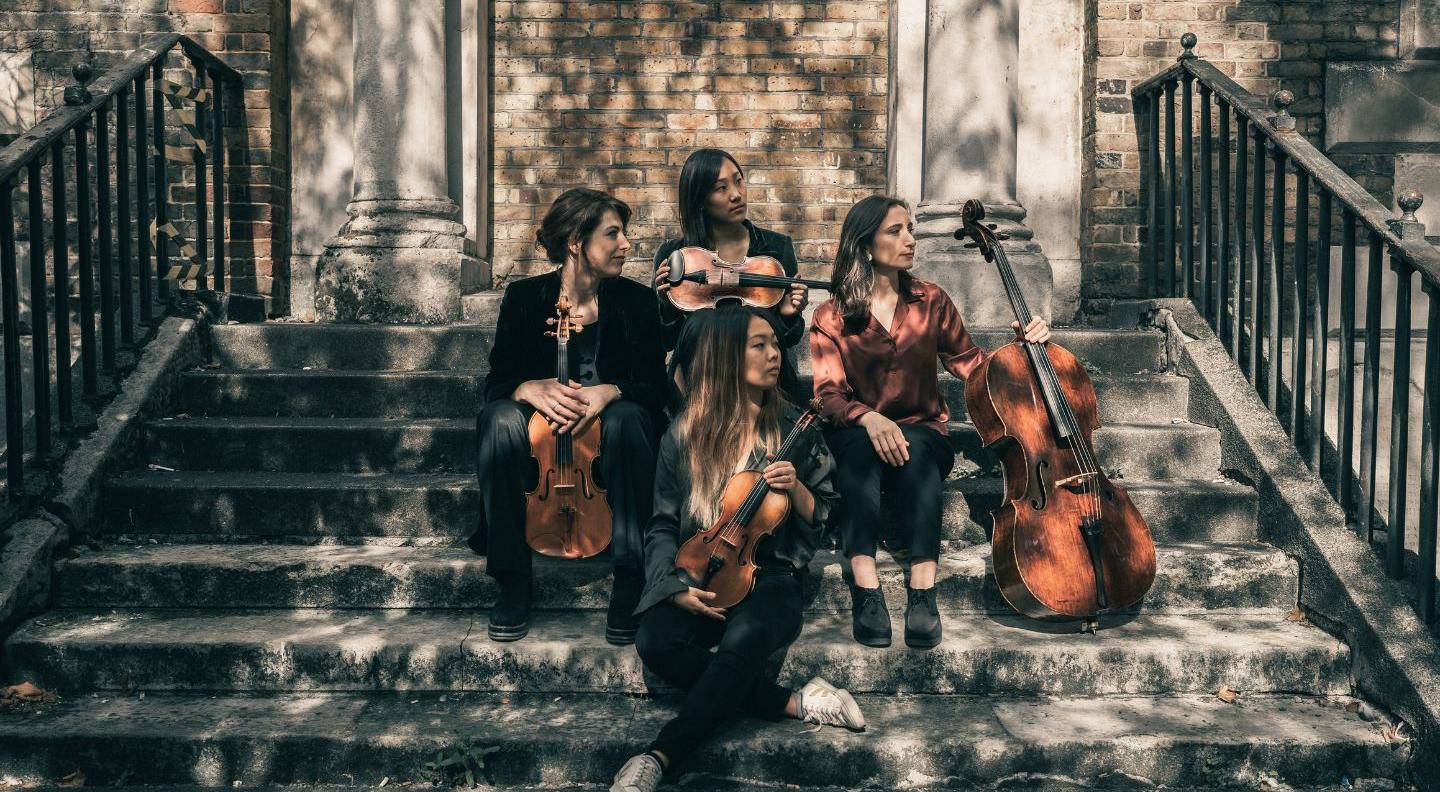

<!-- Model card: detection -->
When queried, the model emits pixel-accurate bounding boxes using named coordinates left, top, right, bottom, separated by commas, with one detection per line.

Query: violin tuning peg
left=987, top=223, right=998, bottom=230
left=963, top=242, right=978, bottom=249
left=996, top=232, right=1011, bottom=241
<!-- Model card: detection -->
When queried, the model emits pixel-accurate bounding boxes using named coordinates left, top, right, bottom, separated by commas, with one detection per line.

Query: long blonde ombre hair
left=675, top=307, right=786, bottom=526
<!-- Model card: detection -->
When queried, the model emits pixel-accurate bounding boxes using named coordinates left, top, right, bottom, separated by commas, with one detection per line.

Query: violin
left=674, top=401, right=822, bottom=608
left=956, top=200, right=1156, bottom=620
left=524, top=295, right=613, bottom=559
left=662, top=246, right=830, bottom=312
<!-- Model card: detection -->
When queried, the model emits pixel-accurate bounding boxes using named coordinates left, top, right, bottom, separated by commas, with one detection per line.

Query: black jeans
left=635, top=569, right=803, bottom=764
left=827, top=424, right=955, bottom=561
left=471, top=398, right=660, bottom=581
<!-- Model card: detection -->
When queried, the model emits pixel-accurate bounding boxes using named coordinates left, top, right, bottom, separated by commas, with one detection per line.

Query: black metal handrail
left=1132, top=33, right=1440, bottom=626
left=0, top=34, right=241, bottom=507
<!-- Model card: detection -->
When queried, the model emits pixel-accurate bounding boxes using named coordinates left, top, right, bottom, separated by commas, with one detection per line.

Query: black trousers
left=471, top=398, right=660, bottom=581
left=635, top=570, right=803, bottom=764
left=827, top=424, right=955, bottom=561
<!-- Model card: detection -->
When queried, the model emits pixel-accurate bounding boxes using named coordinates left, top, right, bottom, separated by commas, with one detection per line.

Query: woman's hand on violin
left=513, top=379, right=588, bottom=430
left=762, top=459, right=799, bottom=491
left=858, top=411, right=910, bottom=467
left=1012, top=318, right=1051, bottom=344
left=672, top=586, right=727, bottom=621
left=653, top=262, right=673, bottom=296
left=566, top=384, right=621, bottom=435
left=777, top=284, right=809, bottom=317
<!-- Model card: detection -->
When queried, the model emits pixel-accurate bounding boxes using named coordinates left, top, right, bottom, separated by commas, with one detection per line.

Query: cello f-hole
left=1029, top=459, right=1050, bottom=511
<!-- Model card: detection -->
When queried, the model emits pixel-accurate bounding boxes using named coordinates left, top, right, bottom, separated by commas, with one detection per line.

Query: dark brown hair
left=535, top=188, right=632, bottom=265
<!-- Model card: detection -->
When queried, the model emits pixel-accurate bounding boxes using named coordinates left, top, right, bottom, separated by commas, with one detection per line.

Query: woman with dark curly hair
left=472, top=187, right=668, bottom=646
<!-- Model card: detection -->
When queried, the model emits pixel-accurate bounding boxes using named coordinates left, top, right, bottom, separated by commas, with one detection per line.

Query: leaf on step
left=1, top=682, right=45, bottom=700
left=1216, top=685, right=1239, bottom=704
left=378, top=778, right=389, bottom=787
left=1285, top=607, right=1306, bottom=622
left=57, top=770, right=84, bottom=788
left=1345, top=700, right=1362, bottom=714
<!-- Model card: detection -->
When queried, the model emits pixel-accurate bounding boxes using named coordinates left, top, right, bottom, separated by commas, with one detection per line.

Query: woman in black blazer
left=473, top=188, right=668, bottom=646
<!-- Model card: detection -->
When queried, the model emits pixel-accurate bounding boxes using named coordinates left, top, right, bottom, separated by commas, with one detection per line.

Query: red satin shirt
left=809, top=278, right=985, bottom=436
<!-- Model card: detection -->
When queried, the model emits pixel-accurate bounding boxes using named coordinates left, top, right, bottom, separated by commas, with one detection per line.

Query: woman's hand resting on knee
left=858, top=411, right=910, bottom=467
left=671, top=587, right=727, bottom=621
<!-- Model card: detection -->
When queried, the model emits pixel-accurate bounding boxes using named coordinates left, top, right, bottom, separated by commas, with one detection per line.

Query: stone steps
left=99, top=471, right=1257, bottom=543
left=176, top=368, right=1191, bottom=424
left=54, top=543, right=1297, bottom=613
left=4, top=608, right=1346, bottom=695
left=221, top=318, right=1167, bottom=375
left=141, top=416, right=1221, bottom=479
left=0, top=691, right=1400, bottom=789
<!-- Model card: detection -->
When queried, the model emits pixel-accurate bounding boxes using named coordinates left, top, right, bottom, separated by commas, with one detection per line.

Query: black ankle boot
left=606, top=569, right=643, bottom=646
left=849, top=585, right=891, bottom=647
left=904, top=586, right=941, bottom=649
left=488, top=575, right=532, bottom=642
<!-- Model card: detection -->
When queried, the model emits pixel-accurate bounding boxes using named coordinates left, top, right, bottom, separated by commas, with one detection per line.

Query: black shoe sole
left=605, top=626, right=637, bottom=646
left=903, top=630, right=941, bottom=649
left=854, top=632, right=892, bottom=648
left=488, top=622, right=530, bottom=642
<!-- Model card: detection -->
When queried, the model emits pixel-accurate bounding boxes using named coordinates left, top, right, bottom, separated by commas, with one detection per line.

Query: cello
left=524, top=295, right=613, bottom=559
left=663, top=247, right=830, bottom=312
left=956, top=200, right=1156, bottom=620
left=674, top=400, right=822, bottom=608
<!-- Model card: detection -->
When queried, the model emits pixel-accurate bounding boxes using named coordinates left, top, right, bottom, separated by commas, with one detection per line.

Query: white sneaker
left=610, top=752, right=664, bottom=792
left=798, top=676, right=866, bottom=732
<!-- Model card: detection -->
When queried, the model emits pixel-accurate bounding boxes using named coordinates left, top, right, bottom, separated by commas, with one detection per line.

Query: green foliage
left=421, top=732, right=501, bottom=788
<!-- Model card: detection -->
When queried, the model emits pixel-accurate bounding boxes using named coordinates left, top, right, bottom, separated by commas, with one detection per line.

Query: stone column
left=891, top=0, right=1059, bottom=325
left=316, top=0, right=474, bottom=323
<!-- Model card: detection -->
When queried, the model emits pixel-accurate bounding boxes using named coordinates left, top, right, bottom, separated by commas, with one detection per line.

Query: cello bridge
left=1055, top=472, right=1100, bottom=491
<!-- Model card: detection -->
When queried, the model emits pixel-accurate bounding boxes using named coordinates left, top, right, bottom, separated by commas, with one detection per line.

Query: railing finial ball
left=1398, top=189, right=1423, bottom=222
left=64, top=56, right=95, bottom=106
left=1179, top=32, right=1197, bottom=59
left=1268, top=89, right=1296, bottom=132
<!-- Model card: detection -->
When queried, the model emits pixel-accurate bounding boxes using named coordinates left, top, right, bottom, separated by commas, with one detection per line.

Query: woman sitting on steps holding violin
left=472, top=188, right=668, bottom=646
left=653, top=148, right=811, bottom=405
left=810, top=195, right=1051, bottom=650
left=608, top=307, right=863, bottom=792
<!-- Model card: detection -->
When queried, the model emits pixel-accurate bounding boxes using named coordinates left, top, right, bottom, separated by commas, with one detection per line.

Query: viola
left=662, top=246, right=830, bottom=312
left=674, top=401, right=822, bottom=608
left=956, top=200, right=1156, bottom=620
left=524, top=295, right=612, bottom=559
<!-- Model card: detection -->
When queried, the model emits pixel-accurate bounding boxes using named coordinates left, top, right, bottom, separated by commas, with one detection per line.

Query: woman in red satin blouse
left=809, top=195, right=1050, bottom=650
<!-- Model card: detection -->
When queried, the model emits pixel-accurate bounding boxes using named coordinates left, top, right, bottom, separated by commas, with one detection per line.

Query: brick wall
left=1, top=0, right=281, bottom=301
left=490, top=0, right=890, bottom=283
left=1084, top=0, right=1401, bottom=299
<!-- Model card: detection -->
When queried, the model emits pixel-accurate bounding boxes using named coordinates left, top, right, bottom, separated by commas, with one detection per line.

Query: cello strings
left=989, top=238, right=1104, bottom=524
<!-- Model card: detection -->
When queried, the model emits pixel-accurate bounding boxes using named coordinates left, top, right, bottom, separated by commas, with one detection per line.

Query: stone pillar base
left=316, top=199, right=482, bottom=324
left=913, top=202, right=1054, bottom=326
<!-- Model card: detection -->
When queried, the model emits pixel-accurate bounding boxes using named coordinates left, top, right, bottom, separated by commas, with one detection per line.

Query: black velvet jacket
left=636, top=404, right=839, bottom=615
left=482, top=270, right=669, bottom=415
left=652, top=220, right=806, bottom=352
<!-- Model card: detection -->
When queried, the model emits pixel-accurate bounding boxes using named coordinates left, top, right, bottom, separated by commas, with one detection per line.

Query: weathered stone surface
left=5, top=609, right=1347, bottom=695
left=314, top=246, right=468, bottom=324
left=0, top=519, right=63, bottom=637
left=1165, top=298, right=1440, bottom=787
left=54, top=543, right=1298, bottom=613
left=96, top=471, right=1254, bottom=544
left=209, top=324, right=493, bottom=370
left=1325, top=61, right=1440, bottom=153
left=141, top=416, right=1218, bottom=479
left=176, top=367, right=1186, bottom=424
left=0, top=692, right=1403, bottom=788
left=179, top=370, right=482, bottom=418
